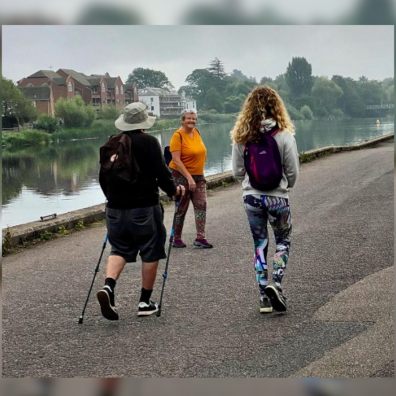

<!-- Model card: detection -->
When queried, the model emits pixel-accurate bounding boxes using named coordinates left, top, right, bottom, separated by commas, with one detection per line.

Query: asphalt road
left=2, top=140, right=394, bottom=378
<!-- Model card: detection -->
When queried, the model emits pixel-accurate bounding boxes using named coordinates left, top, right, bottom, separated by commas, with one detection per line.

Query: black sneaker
left=264, top=284, right=287, bottom=312
left=259, top=296, right=273, bottom=313
left=193, top=238, right=213, bottom=248
left=97, top=285, right=119, bottom=320
left=137, top=300, right=159, bottom=316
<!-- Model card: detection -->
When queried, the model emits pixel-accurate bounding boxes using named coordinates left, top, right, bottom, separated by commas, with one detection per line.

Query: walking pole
left=156, top=199, right=180, bottom=317
left=78, top=233, right=108, bottom=324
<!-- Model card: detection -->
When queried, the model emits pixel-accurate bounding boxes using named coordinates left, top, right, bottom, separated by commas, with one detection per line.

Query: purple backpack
left=243, top=128, right=283, bottom=191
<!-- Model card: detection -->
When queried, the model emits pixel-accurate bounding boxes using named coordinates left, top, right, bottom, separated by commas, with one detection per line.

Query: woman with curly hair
left=231, top=86, right=299, bottom=314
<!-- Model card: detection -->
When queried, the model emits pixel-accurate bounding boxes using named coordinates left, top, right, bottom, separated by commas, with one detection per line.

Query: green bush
left=300, top=105, right=314, bottom=120
left=331, top=108, right=344, bottom=120
left=315, top=107, right=329, bottom=118
left=2, top=130, right=51, bottom=148
left=33, top=115, right=60, bottom=133
left=198, top=111, right=236, bottom=124
left=53, top=119, right=116, bottom=140
left=55, top=96, right=96, bottom=128
left=97, top=105, right=120, bottom=120
left=286, top=104, right=303, bottom=120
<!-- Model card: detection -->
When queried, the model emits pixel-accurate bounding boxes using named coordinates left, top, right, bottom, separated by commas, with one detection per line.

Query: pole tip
left=78, top=316, right=83, bottom=324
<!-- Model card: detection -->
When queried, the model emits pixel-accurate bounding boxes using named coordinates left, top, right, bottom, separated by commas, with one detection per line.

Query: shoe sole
left=137, top=308, right=158, bottom=317
left=97, top=290, right=119, bottom=321
left=193, top=244, right=213, bottom=249
left=260, top=307, right=273, bottom=313
left=264, top=286, right=287, bottom=312
left=172, top=244, right=186, bottom=248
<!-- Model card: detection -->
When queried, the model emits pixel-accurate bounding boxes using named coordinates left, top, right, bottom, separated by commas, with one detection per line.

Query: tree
left=285, top=57, right=313, bottom=99
left=1, top=77, right=37, bottom=127
left=332, top=75, right=365, bottom=117
left=231, top=69, right=251, bottom=82
left=348, top=0, right=395, bottom=24
left=126, top=68, right=173, bottom=90
left=381, top=78, right=394, bottom=104
left=357, top=78, right=383, bottom=106
left=208, top=57, right=226, bottom=79
left=224, top=77, right=255, bottom=98
left=311, top=77, right=343, bottom=117
left=204, top=87, right=223, bottom=112
left=300, top=105, right=314, bottom=120
left=76, top=4, right=142, bottom=24
left=184, top=68, right=216, bottom=108
left=55, top=96, right=95, bottom=128
left=224, top=95, right=244, bottom=113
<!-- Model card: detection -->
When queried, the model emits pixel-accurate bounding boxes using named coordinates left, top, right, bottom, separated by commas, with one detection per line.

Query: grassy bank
left=2, top=130, right=52, bottom=148
left=3, top=112, right=238, bottom=148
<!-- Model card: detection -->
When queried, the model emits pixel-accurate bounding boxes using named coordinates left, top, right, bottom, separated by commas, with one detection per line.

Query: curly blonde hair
left=231, top=86, right=295, bottom=144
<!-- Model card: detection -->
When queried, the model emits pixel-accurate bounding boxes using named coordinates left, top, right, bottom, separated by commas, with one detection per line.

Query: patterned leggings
left=171, top=170, right=207, bottom=240
left=243, top=194, right=292, bottom=296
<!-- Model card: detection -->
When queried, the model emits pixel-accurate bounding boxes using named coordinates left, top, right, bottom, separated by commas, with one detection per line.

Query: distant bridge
left=366, top=103, right=394, bottom=110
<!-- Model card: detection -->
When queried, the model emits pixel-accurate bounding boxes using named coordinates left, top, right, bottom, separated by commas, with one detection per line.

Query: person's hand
left=175, top=185, right=186, bottom=198
left=188, top=177, right=196, bottom=192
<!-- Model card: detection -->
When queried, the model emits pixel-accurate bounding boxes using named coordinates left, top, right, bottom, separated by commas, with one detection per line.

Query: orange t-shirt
left=169, top=128, right=207, bottom=175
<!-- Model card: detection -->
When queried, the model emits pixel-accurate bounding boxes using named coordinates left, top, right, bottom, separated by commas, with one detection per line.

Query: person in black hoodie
left=97, top=102, right=185, bottom=320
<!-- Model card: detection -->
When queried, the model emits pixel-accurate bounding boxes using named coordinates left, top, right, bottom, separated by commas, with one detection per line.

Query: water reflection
left=2, top=143, right=100, bottom=206
left=2, top=117, right=393, bottom=227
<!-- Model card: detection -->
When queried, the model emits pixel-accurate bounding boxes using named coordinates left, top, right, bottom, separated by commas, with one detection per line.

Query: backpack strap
left=270, top=127, right=280, bottom=137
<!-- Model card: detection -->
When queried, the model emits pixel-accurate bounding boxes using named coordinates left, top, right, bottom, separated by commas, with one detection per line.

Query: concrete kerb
left=298, top=132, right=394, bottom=163
left=1, top=172, right=236, bottom=253
left=2, top=133, right=393, bottom=253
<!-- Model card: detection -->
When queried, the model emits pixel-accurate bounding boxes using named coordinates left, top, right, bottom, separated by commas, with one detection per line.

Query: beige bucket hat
left=115, top=101, right=156, bottom=131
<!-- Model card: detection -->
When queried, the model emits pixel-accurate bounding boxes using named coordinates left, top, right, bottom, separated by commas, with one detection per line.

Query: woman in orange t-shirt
left=168, top=110, right=213, bottom=248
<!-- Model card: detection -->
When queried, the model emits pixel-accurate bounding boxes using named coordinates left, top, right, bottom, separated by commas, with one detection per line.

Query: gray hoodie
left=232, top=119, right=299, bottom=199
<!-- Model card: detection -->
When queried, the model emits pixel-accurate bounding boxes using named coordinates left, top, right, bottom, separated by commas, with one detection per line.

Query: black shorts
left=106, top=204, right=167, bottom=263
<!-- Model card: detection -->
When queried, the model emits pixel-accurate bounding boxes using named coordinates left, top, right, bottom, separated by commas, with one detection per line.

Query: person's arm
left=282, top=133, right=299, bottom=188
left=98, top=168, right=108, bottom=199
left=171, top=150, right=196, bottom=191
left=231, top=142, right=246, bottom=182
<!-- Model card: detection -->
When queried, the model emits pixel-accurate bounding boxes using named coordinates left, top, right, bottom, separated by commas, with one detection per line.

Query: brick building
left=18, top=69, right=138, bottom=116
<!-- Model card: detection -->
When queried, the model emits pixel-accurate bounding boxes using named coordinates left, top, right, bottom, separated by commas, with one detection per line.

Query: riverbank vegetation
left=2, top=55, right=393, bottom=148
left=177, top=57, right=394, bottom=121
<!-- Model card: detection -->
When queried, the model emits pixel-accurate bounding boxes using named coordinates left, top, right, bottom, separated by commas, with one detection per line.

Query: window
left=67, top=81, right=73, bottom=92
left=150, top=97, right=154, bottom=102
left=151, top=106, right=154, bottom=111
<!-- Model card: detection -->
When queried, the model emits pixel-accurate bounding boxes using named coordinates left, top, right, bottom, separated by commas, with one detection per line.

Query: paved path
left=2, top=140, right=394, bottom=377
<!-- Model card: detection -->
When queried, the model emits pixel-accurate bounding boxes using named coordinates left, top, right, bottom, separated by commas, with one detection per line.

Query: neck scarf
left=260, top=117, right=277, bottom=133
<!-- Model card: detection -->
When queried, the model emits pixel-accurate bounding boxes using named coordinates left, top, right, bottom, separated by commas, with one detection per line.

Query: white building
left=138, top=87, right=197, bottom=118
left=180, top=90, right=197, bottom=112
left=138, top=87, right=163, bottom=117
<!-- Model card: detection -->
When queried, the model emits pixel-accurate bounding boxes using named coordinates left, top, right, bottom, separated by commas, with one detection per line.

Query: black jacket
left=99, top=130, right=176, bottom=208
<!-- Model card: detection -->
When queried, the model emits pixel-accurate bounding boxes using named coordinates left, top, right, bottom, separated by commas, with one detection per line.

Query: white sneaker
left=137, top=300, right=159, bottom=316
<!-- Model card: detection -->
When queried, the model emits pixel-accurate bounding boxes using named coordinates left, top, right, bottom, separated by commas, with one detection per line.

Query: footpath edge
left=2, top=133, right=393, bottom=253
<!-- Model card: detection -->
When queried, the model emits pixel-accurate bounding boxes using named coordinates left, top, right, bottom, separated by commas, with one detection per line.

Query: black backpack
left=99, top=132, right=140, bottom=184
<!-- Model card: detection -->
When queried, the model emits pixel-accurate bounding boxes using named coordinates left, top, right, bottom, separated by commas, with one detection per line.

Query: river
left=2, top=117, right=393, bottom=228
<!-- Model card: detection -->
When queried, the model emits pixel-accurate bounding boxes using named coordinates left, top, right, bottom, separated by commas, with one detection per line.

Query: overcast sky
left=2, top=25, right=393, bottom=90
left=1, top=0, right=362, bottom=24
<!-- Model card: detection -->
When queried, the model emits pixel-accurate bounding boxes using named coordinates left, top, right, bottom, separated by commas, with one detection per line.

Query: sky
left=2, top=25, right=394, bottom=90
left=1, top=0, right=362, bottom=24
